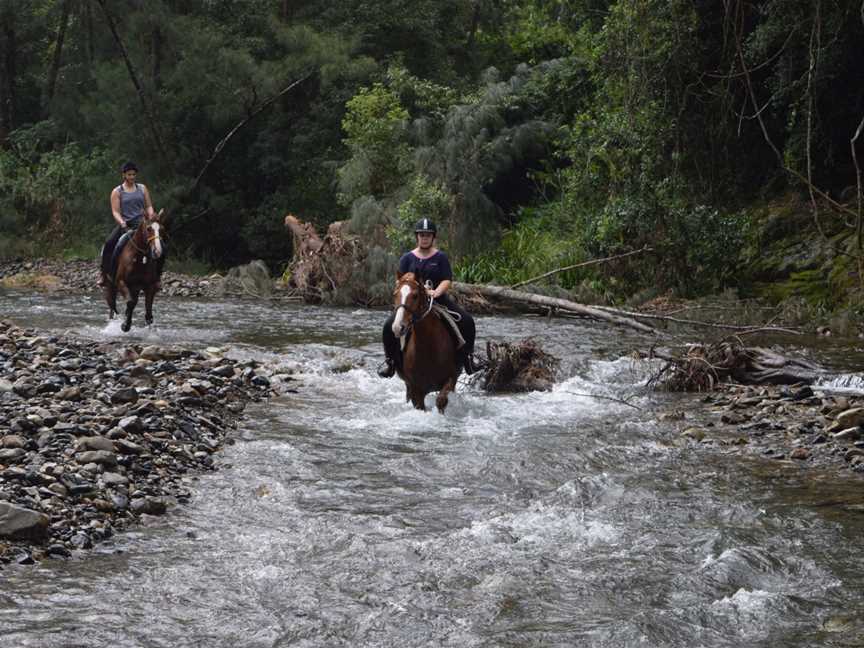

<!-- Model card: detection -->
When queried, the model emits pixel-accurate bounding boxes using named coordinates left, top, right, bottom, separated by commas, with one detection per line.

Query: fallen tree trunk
left=453, top=282, right=659, bottom=335
left=648, top=339, right=824, bottom=391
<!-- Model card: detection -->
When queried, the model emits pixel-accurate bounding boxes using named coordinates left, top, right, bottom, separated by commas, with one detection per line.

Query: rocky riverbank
left=0, top=258, right=297, bottom=300
left=665, top=382, right=864, bottom=478
left=0, top=318, right=289, bottom=565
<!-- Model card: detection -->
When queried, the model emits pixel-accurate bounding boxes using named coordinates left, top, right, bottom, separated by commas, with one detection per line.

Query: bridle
left=393, top=278, right=434, bottom=328
left=127, top=219, right=162, bottom=259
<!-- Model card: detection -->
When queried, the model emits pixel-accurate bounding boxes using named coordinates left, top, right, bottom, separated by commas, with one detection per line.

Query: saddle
left=397, top=303, right=465, bottom=354
left=111, top=231, right=134, bottom=275
left=432, top=303, right=466, bottom=349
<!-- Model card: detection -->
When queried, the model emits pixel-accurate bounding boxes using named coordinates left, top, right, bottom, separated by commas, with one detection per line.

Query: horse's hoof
left=121, top=323, right=130, bottom=332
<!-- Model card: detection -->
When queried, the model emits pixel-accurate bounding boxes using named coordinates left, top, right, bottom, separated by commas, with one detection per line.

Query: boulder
left=0, top=502, right=50, bottom=541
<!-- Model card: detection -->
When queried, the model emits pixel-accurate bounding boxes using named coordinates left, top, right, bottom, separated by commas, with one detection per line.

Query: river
left=1, top=290, right=863, bottom=647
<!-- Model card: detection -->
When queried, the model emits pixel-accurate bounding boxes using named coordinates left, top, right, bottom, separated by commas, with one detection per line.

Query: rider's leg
left=378, top=314, right=401, bottom=378
left=99, top=226, right=122, bottom=285
left=439, top=297, right=483, bottom=374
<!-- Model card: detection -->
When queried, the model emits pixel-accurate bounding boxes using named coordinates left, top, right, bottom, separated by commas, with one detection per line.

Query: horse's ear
left=156, top=208, right=166, bottom=225
left=396, top=270, right=404, bottom=281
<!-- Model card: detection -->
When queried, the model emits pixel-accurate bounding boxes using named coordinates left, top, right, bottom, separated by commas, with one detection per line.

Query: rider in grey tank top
left=99, top=161, right=157, bottom=286
left=118, top=183, right=146, bottom=227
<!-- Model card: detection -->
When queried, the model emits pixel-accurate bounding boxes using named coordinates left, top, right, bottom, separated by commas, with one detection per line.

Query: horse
left=102, top=209, right=166, bottom=332
left=391, top=272, right=461, bottom=413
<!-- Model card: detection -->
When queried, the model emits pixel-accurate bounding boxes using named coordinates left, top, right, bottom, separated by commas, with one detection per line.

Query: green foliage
left=389, top=175, right=452, bottom=251
left=341, top=84, right=410, bottom=151
left=239, top=199, right=296, bottom=272
left=456, top=209, right=583, bottom=288
left=165, top=254, right=215, bottom=278
left=0, top=125, right=112, bottom=257
left=659, top=205, right=752, bottom=295
left=498, top=1, right=576, bottom=63
left=0, top=0, right=860, bottom=312
left=337, top=83, right=413, bottom=205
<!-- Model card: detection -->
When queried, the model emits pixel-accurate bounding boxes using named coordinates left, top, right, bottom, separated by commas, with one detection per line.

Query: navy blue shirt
left=398, top=250, right=453, bottom=288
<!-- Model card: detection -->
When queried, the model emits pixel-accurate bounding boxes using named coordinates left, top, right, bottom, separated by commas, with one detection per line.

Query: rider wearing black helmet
left=378, top=218, right=483, bottom=378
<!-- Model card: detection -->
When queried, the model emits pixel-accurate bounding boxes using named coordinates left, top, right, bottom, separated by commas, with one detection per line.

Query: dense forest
left=1, top=0, right=862, bottom=309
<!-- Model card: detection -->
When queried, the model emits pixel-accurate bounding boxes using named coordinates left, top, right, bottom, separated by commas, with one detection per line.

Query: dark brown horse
left=391, top=272, right=460, bottom=413
left=102, top=210, right=166, bottom=332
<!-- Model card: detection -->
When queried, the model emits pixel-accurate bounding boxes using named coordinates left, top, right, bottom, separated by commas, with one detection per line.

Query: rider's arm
left=110, top=189, right=125, bottom=228
left=430, top=252, right=453, bottom=298
left=431, top=279, right=451, bottom=299
left=142, top=184, right=156, bottom=219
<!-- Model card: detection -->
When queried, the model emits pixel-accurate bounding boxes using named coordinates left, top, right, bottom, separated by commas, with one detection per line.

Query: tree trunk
left=84, top=1, right=95, bottom=67
left=466, top=0, right=481, bottom=53
left=45, top=0, right=72, bottom=115
left=151, top=25, right=162, bottom=90
left=452, top=282, right=660, bottom=335
left=650, top=341, right=824, bottom=391
left=0, top=6, right=16, bottom=145
left=95, top=0, right=169, bottom=165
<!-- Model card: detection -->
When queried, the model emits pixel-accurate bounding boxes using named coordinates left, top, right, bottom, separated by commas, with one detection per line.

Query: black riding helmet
left=414, top=218, right=437, bottom=235
left=121, top=161, right=139, bottom=173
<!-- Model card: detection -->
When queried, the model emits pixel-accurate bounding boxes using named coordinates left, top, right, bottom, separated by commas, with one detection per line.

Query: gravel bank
left=665, top=382, right=864, bottom=478
left=0, top=257, right=296, bottom=300
left=0, top=318, right=289, bottom=565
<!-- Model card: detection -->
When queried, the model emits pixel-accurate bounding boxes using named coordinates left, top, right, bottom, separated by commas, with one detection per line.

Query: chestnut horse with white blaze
left=102, top=209, right=166, bottom=332
left=391, top=272, right=461, bottom=413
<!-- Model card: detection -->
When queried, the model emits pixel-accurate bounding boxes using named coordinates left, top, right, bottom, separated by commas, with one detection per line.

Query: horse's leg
left=122, top=287, right=139, bottom=332
left=144, top=284, right=156, bottom=327
left=435, top=376, right=458, bottom=414
left=102, top=285, right=115, bottom=319
left=407, top=384, right=426, bottom=411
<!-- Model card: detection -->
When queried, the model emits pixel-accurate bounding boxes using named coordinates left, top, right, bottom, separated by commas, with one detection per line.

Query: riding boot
left=377, top=357, right=396, bottom=378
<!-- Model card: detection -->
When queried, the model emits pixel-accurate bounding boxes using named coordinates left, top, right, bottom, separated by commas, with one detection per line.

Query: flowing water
left=2, top=290, right=864, bottom=648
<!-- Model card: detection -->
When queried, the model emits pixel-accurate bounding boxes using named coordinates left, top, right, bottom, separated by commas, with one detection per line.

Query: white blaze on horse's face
left=392, top=283, right=412, bottom=337
left=149, top=222, right=163, bottom=259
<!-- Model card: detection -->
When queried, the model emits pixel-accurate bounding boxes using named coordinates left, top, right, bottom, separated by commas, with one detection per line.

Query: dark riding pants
left=101, top=225, right=125, bottom=276
left=382, top=295, right=476, bottom=367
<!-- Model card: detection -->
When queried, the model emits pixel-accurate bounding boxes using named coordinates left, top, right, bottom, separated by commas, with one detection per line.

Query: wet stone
left=1, top=435, right=27, bottom=449
left=833, top=427, right=861, bottom=442
left=55, top=386, right=82, bottom=401
left=0, top=448, right=26, bottom=463
left=110, top=388, right=139, bottom=404
left=77, top=436, right=115, bottom=453
left=118, top=416, right=143, bottom=433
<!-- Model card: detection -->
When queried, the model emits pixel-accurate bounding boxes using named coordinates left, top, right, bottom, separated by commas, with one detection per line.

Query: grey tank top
left=117, top=183, right=146, bottom=225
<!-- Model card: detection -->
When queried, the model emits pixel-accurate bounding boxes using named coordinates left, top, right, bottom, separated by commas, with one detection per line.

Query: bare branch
left=592, top=304, right=804, bottom=335
left=509, top=246, right=652, bottom=289
left=190, top=72, right=313, bottom=194
left=561, top=391, right=643, bottom=410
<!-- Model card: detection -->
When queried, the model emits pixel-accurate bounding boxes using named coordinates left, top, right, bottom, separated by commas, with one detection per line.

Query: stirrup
left=377, top=359, right=396, bottom=378
left=464, top=354, right=485, bottom=375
